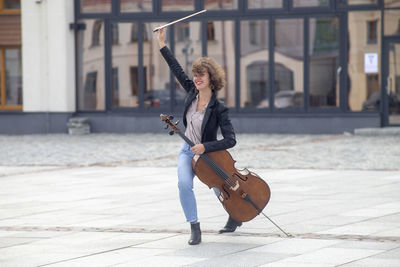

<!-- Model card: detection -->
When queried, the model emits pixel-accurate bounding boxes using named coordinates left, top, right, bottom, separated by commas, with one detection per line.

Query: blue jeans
left=177, top=143, right=197, bottom=223
left=177, top=143, right=222, bottom=223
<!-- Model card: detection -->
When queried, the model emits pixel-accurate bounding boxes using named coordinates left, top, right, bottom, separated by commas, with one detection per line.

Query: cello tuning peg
left=169, top=131, right=174, bottom=135
left=175, top=120, right=180, bottom=125
left=168, top=115, right=174, bottom=120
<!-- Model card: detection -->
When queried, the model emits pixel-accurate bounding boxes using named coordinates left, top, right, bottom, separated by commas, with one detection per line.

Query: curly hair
left=191, top=57, right=226, bottom=91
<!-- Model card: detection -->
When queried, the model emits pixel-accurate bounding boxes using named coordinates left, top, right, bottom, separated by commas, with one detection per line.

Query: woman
left=157, top=29, right=242, bottom=245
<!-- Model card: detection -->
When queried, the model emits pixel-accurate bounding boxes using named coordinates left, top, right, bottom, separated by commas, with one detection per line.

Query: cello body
left=192, top=150, right=271, bottom=222
left=160, top=114, right=271, bottom=223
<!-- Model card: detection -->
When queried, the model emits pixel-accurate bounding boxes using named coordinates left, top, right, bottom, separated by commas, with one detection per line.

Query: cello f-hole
left=233, top=172, right=248, bottom=182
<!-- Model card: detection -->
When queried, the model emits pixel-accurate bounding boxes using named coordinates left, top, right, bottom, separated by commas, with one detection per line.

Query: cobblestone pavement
left=0, top=133, right=399, bottom=170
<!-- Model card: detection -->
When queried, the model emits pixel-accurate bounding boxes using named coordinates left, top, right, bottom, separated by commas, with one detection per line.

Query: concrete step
left=354, top=127, right=400, bottom=136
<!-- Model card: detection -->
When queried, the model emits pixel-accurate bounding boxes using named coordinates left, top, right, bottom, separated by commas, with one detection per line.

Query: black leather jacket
left=160, top=46, right=236, bottom=153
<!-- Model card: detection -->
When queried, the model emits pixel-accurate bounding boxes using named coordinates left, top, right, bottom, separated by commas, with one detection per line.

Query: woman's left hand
left=191, top=144, right=205, bottom=155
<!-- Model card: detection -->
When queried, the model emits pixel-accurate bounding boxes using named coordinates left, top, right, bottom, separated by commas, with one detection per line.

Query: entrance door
left=383, top=40, right=400, bottom=126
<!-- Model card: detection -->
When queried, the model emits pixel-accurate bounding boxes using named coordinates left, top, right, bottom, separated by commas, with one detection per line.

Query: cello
left=161, top=114, right=291, bottom=236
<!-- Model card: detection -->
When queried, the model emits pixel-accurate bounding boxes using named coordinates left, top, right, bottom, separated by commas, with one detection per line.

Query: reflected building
left=1, top=0, right=400, bottom=133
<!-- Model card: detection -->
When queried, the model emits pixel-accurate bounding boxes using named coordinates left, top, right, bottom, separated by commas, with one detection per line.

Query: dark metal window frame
left=381, top=4, right=400, bottom=126
left=73, top=0, right=384, bottom=116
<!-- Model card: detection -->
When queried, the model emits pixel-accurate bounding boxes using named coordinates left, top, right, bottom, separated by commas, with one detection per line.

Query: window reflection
left=384, top=9, right=400, bottom=36
left=388, top=43, right=400, bottom=124
left=173, top=22, right=201, bottom=110
left=111, top=23, right=119, bottom=45
left=339, top=0, right=377, bottom=5
left=274, top=18, right=304, bottom=109
left=208, top=21, right=235, bottom=108
left=143, top=22, right=172, bottom=109
left=161, top=0, right=194, bottom=11
left=0, top=52, right=2, bottom=104
left=309, top=17, right=340, bottom=108
left=111, top=22, right=140, bottom=108
left=77, top=19, right=105, bottom=110
left=293, top=0, right=329, bottom=7
left=4, top=49, right=22, bottom=105
left=131, top=24, right=148, bottom=42
left=348, top=11, right=381, bottom=111
left=240, top=20, right=269, bottom=108
left=3, top=0, right=20, bottom=9
left=92, top=20, right=102, bottom=47
left=205, top=0, right=237, bottom=10
left=367, top=20, right=378, bottom=44
left=120, top=0, right=153, bottom=12
left=385, top=0, right=400, bottom=8
left=80, top=0, right=112, bottom=13
left=248, top=0, right=282, bottom=9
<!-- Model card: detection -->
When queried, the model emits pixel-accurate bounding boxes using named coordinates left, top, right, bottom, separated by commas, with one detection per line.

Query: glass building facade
left=72, top=0, right=400, bottom=128
left=2, top=0, right=398, bottom=134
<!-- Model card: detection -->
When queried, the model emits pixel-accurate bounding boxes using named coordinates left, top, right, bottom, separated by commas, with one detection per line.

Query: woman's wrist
left=159, top=42, right=166, bottom=49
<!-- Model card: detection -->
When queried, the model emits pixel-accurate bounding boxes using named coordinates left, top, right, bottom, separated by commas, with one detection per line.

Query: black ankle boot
left=219, top=216, right=242, bottom=234
left=188, top=222, right=201, bottom=245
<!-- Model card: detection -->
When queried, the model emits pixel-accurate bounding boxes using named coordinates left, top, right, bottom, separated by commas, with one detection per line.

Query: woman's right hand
left=157, top=28, right=166, bottom=48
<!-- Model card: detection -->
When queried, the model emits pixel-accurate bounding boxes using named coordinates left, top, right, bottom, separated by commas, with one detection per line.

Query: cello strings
left=202, top=155, right=237, bottom=188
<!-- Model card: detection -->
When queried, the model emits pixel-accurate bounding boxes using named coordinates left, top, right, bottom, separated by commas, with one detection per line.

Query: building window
left=274, top=18, right=304, bottom=109
left=205, top=0, right=237, bottom=10
left=293, top=0, right=329, bottom=7
left=207, top=22, right=215, bottom=41
left=367, top=20, right=378, bottom=44
left=84, top=71, right=97, bottom=93
left=0, top=0, right=20, bottom=13
left=81, top=71, right=98, bottom=110
left=112, top=67, right=119, bottom=106
left=249, top=21, right=258, bottom=45
left=339, top=0, right=377, bottom=5
left=161, top=0, right=194, bottom=11
left=309, top=17, right=340, bottom=108
left=130, top=66, right=147, bottom=96
left=348, top=10, right=381, bottom=111
left=111, top=23, right=119, bottom=45
left=207, top=20, right=236, bottom=108
left=247, top=0, right=282, bottom=9
left=131, top=23, right=148, bottom=43
left=121, top=0, right=153, bottom=13
left=241, top=20, right=269, bottom=108
left=92, top=20, right=102, bottom=46
left=80, top=0, right=112, bottom=13
left=131, top=24, right=139, bottom=42
left=0, top=47, right=22, bottom=109
left=398, top=19, right=400, bottom=34
left=77, top=19, right=105, bottom=111
left=175, top=23, right=189, bottom=43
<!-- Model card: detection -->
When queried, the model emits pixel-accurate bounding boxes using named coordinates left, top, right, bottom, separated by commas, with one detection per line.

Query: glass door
left=383, top=40, right=400, bottom=126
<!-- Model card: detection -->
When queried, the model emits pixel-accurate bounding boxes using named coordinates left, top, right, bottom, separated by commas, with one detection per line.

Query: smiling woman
left=156, top=27, right=240, bottom=245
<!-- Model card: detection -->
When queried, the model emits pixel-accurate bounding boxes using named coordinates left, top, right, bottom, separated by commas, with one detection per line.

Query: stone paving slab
left=0, top=166, right=400, bottom=266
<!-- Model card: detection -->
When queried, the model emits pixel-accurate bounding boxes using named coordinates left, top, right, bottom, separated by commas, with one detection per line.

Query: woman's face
left=193, top=70, right=211, bottom=92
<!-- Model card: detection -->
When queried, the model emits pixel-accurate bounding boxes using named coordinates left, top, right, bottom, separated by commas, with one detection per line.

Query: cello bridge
left=230, top=180, right=239, bottom=191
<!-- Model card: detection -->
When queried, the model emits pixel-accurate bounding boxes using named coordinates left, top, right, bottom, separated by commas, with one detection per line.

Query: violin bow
left=153, top=9, right=207, bottom=32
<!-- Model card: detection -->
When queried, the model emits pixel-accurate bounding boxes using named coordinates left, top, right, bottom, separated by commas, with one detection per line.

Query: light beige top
left=185, top=95, right=208, bottom=145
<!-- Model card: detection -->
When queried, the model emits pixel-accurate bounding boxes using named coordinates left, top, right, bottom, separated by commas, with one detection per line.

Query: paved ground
left=0, top=133, right=399, bottom=266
